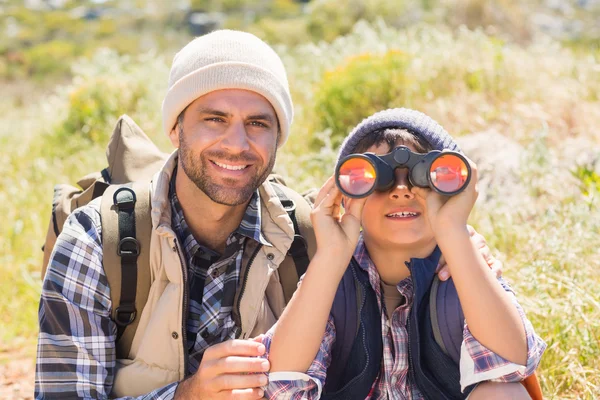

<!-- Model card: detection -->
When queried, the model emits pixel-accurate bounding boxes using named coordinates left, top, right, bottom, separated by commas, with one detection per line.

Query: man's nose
left=221, top=121, right=250, bottom=153
left=389, top=168, right=415, bottom=200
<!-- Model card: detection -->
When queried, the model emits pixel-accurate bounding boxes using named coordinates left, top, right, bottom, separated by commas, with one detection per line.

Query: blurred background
left=1, top=0, right=599, bottom=398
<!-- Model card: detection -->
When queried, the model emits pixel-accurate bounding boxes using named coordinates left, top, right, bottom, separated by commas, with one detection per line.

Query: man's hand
left=436, top=225, right=503, bottom=281
left=175, top=339, right=270, bottom=400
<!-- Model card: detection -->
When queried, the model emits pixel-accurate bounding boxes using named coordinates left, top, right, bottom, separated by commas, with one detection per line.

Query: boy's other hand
left=436, top=225, right=503, bottom=281
left=413, top=156, right=479, bottom=232
left=311, top=176, right=367, bottom=263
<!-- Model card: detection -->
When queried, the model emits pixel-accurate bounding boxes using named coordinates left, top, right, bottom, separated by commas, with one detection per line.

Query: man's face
left=170, top=89, right=279, bottom=206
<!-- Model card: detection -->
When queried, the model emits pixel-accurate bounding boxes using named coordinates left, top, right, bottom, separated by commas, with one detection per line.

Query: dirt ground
left=0, top=351, right=34, bottom=400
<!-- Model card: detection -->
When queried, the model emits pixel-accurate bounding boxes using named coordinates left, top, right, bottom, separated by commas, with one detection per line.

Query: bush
left=312, top=50, right=411, bottom=147
left=54, top=76, right=147, bottom=149
left=572, top=163, right=600, bottom=202
left=306, top=0, right=413, bottom=43
left=23, top=40, right=80, bottom=79
left=249, top=16, right=308, bottom=46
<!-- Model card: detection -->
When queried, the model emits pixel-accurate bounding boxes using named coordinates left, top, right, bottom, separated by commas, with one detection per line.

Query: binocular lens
left=338, top=157, right=376, bottom=196
left=429, top=154, right=469, bottom=193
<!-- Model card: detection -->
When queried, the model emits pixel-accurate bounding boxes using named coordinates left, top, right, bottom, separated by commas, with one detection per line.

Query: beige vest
left=111, top=153, right=295, bottom=397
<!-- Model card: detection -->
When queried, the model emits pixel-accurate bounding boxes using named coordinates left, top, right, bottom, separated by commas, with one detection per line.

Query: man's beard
left=178, top=132, right=276, bottom=206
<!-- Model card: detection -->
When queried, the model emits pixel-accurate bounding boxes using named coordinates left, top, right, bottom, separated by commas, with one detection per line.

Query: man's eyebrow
left=247, top=113, right=276, bottom=124
left=196, top=108, right=231, bottom=117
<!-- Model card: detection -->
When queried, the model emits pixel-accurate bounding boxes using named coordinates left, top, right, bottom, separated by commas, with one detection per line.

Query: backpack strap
left=268, top=181, right=316, bottom=303
left=430, top=275, right=464, bottom=363
left=430, top=276, right=544, bottom=400
left=100, top=180, right=152, bottom=359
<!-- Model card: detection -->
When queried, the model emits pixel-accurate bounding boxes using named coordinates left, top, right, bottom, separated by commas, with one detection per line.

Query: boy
left=261, top=108, right=546, bottom=399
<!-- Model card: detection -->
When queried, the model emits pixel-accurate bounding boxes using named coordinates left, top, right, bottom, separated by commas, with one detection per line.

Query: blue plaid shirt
left=35, top=173, right=270, bottom=399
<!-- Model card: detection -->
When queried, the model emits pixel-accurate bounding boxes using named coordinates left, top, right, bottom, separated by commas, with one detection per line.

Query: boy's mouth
left=386, top=211, right=420, bottom=218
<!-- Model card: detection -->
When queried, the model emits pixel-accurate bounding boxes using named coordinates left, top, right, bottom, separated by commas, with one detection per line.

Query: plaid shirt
left=36, top=173, right=270, bottom=399
left=262, top=235, right=547, bottom=400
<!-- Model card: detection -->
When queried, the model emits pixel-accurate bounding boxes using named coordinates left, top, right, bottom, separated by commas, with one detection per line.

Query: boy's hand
left=412, top=156, right=479, bottom=234
left=436, top=225, right=503, bottom=281
left=311, top=176, right=367, bottom=263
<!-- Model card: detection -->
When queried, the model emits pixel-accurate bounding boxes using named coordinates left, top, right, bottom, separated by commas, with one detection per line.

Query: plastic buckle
left=280, top=199, right=296, bottom=212
left=114, top=304, right=137, bottom=326
left=288, top=234, right=308, bottom=257
left=118, top=237, right=140, bottom=257
left=113, top=187, right=136, bottom=210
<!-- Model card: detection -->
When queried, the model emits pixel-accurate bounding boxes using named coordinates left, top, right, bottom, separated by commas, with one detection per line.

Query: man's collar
left=235, top=190, right=272, bottom=246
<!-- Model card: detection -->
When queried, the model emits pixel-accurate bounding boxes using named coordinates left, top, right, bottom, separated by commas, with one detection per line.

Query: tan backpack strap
left=100, top=180, right=152, bottom=359
left=42, top=178, right=108, bottom=280
left=269, top=182, right=316, bottom=303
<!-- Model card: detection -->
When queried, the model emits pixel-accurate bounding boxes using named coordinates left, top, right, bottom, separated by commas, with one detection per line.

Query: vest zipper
left=235, top=243, right=263, bottom=338
left=405, top=259, right=451, bottom=400
left=332, top=259, right=370, bottom=396
left=173, top=238, right=190, bottom=376
left=405, top=260, right=416, bottom=393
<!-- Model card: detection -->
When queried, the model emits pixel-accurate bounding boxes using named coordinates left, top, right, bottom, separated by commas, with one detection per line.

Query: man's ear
left=168, top=124, right=180, bottom=148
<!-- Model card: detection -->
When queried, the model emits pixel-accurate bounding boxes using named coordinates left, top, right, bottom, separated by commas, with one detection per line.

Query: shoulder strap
left=269, top=181, right=316, bottom=303
left=100, top=180, right=152, bottom=359
left=430, top=276, right=544, bottom=400
left=429, top=275, right=464, bottom=363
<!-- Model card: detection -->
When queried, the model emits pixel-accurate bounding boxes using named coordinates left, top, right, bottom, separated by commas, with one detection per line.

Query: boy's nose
left=389, top=168, right=415, bottom=200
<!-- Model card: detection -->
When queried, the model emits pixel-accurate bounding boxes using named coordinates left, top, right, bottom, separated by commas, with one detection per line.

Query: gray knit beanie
left=336, top=108, right=461, bottom=165
left=162, top=30, right=293, bottom=147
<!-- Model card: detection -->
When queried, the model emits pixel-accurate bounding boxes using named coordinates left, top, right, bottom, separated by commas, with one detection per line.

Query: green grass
left=2, top=22, right=600, bottom=398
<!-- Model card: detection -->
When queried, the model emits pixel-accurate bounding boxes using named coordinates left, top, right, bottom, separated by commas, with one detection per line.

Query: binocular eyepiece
left=335, top=146, right=471, bottom=198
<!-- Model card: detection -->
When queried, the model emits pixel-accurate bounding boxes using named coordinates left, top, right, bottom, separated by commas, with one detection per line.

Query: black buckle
left=288, top=234, right=308, bottom=257
left=113, top=187, right=136, bottom=210
left=280, top=199, right=295, bottom=212
left=118, top=237, right=140, bottom=257
left=115, top=304, right=137, bottom=326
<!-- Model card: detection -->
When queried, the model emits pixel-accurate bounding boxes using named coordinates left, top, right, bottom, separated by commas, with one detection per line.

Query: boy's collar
left=354, top=233, right=442, bottom=273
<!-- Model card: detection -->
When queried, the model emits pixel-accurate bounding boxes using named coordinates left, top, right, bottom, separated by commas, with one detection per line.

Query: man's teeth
left=213, top=161, right=247, bottom=171
left=387, top=212, right=418, bottom=217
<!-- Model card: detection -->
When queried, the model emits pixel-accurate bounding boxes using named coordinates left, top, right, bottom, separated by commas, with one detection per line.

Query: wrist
left=434, top=223, right=470, bottom=246
left=311, top=250, right=351, bottom=276
left=174, top=380, right=191, bottom=400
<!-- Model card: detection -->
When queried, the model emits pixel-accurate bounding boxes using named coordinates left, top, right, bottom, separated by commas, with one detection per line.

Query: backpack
left=329, top=261, right=544, bottom=400
left=41, top=114, right=316, bottom=358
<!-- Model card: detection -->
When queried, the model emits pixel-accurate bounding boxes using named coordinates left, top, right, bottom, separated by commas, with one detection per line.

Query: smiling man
left=36, top=30, right=296, bottom=400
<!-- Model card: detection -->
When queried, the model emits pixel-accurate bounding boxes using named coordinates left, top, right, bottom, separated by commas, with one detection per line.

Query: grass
left=1, top=22, right=599, bottom=398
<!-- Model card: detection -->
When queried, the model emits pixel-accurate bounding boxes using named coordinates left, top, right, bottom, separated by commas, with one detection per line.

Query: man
left=36, top=30, right=500, bottom=400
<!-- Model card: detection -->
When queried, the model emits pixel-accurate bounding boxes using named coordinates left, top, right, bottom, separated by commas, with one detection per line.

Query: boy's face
left=360, top=142, right=436, bottom=251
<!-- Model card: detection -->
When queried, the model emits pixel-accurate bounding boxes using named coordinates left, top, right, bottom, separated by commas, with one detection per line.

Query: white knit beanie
left=162, top=30, right=294, bottom=147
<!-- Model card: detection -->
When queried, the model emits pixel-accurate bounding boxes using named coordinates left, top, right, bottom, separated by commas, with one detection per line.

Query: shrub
left=572, top=163, right=600, bottom=202
left=58, top=77, right=145, bottom=144
left=47, top=49, right=169, bottom=153
left=250, top=16, right=308, bottom=46
left=23, top=40, right=80, bottom=79
left=312, top=49, right=411, bottom=147
left=306, top=0, right=412, bottom=43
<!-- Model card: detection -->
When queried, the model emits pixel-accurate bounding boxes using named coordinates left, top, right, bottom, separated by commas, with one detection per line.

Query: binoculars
left=335, top=146, right=471, bottom=198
